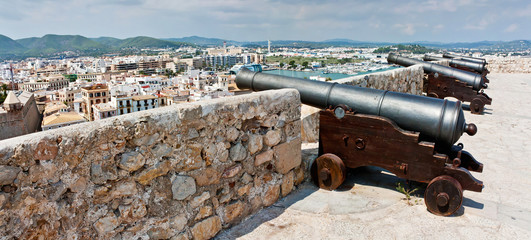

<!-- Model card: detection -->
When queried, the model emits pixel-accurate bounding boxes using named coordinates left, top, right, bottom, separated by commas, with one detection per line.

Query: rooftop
left=132, top=95, right=157, bottom=101
left=217, top=73, right=531, bottom=239
left=42, top=112, right=85, bottom=126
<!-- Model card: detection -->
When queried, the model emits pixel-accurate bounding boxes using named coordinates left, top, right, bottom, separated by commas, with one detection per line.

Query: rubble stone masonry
left=487, top=57, right=531, bottom=73
left=0, top=89, right=303, bottom=239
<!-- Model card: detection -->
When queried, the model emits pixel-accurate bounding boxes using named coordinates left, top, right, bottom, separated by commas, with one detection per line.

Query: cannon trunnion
left=235, top=69, right=484, bottom=216
left=314, top=108, right=483, bottom=216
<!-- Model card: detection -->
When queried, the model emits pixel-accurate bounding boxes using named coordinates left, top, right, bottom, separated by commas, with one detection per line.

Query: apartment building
left=81, top=84, right=110, bottom=121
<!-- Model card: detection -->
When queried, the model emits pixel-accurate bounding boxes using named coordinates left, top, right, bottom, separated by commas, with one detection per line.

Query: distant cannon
left=443, top=52, right=487, bottom=65
left=388, top=53, right=487, bottom=91
left=236, top=68, right=484, bottom=216
left=388, top=53, right=492, bottom=115
left=423, top=54, right=488, bottom=75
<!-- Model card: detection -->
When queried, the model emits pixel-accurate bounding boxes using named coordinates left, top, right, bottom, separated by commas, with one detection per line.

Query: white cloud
left=505, top=24, right=518, bottom=32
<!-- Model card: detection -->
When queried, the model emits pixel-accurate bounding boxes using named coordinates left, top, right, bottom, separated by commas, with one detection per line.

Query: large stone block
left=273, top=139, right=302, bottom=174
left=135, top=161, right=171, bottom=185
left=192, top=167, right=221, bottom=186
left=0, top=165, right=20, bottom=185
left=190, top=216, right=222, bottom=240
left=229, top=142, right=247, bottom=161
left=262, top=184, right=280, bottom=207
left=247, top=134, right=263, bottom=155
left=171, top=175, right=197, bottom=200
left=118, top=151, right=145, bottom=172
left=223, top=201, right=245, bottom=223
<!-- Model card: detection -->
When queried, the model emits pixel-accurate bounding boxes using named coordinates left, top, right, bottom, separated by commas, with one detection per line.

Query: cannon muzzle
left=387, top=53, right=487, bottom=91
left=423, top=54, right=488, bottom=73
left=236, top=68, right=476, bottom=148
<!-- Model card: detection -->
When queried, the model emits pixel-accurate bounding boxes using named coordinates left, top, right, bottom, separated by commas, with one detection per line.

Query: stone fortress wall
left=486, top=56, right=531, bottom=73
left=0, top=89, right=304, bottom=239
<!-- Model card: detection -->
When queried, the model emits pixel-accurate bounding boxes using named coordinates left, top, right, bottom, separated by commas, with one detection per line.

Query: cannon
left=236, top=68, right=484, bottom=216
left=424, top=54, right=489, bottom=79
left=388, top=53, right=492, bottom=115
left=443, top=52, right=487, bottom=65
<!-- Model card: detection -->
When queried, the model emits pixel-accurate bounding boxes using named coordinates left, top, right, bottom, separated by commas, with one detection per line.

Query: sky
left=1, top=0, right=530, bottom=43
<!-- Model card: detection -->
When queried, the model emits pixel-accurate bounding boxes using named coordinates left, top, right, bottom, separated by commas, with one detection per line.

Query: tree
left=288, top=60, right=296, bottom=69
left=302, top=61, right=309, bottom=69
left=279, top=62, right=285, bottom=68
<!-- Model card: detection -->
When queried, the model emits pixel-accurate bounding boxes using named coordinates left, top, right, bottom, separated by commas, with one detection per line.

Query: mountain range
left=0, top=34, right=192, bottom=60
left=1, top=34, right=530, bottom=60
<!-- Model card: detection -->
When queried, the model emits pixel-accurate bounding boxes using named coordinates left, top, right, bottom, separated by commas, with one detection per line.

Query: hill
left=90, top=37, right=123, bottom=47
left=165, top=36, right=238, bottom=47
left=16, top=34, right=107, bottom=55
left=0, top=34, right=26, bottom=54
left=117, top=36, right=191, bottom=49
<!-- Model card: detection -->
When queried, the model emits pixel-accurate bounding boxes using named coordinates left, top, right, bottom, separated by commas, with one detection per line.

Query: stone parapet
left=0, top=89, right=303, bottom=239
left=487, top=57, right=531, bottom=73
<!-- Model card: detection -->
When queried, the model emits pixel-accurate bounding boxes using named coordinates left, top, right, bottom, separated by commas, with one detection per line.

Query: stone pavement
left=216, top=73, right=531, bottom=239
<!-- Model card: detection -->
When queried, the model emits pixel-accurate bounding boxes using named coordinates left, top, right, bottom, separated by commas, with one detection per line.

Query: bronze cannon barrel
left=423, top=54, right=487, bottom=73
left=387, top=53, right=487, bottom=91
left=236, top=68, right=477, bottom=148
left=443, top=52, right=487, bottom=65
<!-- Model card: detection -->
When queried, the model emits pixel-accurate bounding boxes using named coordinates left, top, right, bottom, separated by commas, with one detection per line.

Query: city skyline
left=1, top=0, right=530, bottom=43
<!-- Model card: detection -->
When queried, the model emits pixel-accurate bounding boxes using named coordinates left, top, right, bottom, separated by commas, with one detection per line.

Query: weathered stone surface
left=91, top=163, right=118, bottom=184
left=133, top=133, right=159, bottom=147
left=29, top=162, right=59, bottom=185
left=237, top=184, right=251, bottom=197
left=190, top=191, right=210, bottom=208
left=294, top=167, right=305, bottom=185
left=170, top=214, right=187, bottom=232
left=192, top=167, right=221, bottom=186
left=34, top=139, right=59, bottom=161
left=149, top=176, right=179, bottom=217
left=94, top=215, right=119, bottom=236
left=175, top=144, right=203, bottom=171
left=273, top=139, right=302, bottom=174
left=242, top=173, right=253, bottom=184
left=260, top=114, right=278, bottom=127
left=247, top=134, right=263, bottom=155
left=191, top=216, right=222, bottom=240
left=0, top=193, right=7, bottom=208
left=135, top=161, right=171, bottom=185
left=222, top=164, right=242, bottom=178
left=202, top=143, right=217, bottom=165
left=195, top=206, right=213, bottom=220
left=254, top=150, right=273, bottom=166
left=223, top=201, right=245, bottom=223
left=225, top=127, right=239, bottom=142
left=118, top=151, right=145, bottom=172
left=281, top=171, right=295, bottom=197
left=118, top=199, right=147, bottom=224
left=262, top=184, right=280, bottom=207
left=0, top=165, right=20, bottom=185
left=216, top=142, right=229, bottom=162
left=152, top=143, right=172, bottom=158
left=171, top=175, right=196, bottom=200
left=171, top=233, right=190, bottom=240
left=284, top=120, right=301, bottom=141
left=264, top=130, right=282, bottom=147
left=229, top=142, right=247, bottom=161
